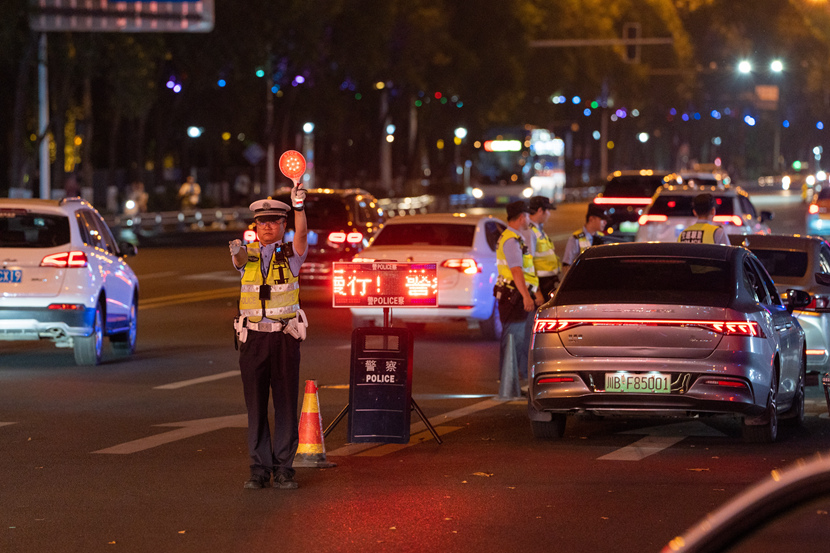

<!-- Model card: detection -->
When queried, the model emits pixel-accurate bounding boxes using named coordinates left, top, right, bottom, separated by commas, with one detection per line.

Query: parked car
left=348, top=213, right=507, bottom=340
left=730, top=233, right=830, bottom=377
left=253, top=188, right=385, bottom=285
left=528, top=242, right=809, bottom=443
left=661, top=453, right=830, bottom=553
left=592, top=170, right=680, bottom=242
left=635, top=184, right=772, bottom=242
left=0, top=197, right=139, bottom=365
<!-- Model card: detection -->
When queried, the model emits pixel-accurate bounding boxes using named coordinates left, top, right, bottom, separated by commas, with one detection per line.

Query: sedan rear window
left=603, top=176, right=668, bottom=198
left=274, top=195, right=350, bottom=229
left=371, top=223, right=476, bottom=247
left=749, top=249, right=809, bottom=278
left=0, top=212, right=70, bottom=248
left=556, top=257, right=732, bottom=307
left=648, top=195, right=735, bottom=216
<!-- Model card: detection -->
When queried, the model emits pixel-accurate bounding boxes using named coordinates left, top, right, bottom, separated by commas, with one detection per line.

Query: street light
left=770, top=59, right=784, bottom=73
left=738, top=60, right=752, bottom=74
left=302, top=122, right=315, bottom=187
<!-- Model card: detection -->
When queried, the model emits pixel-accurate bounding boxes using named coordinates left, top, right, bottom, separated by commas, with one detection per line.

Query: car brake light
left=809, top=204, right=820, bottom=214
left=637, top=214, right=668, bottom=225
left=346, top=232, right=363, bottom=244
left=802, top=295, right=830, bottom=312
left=441, top=258, right=480, bottom=274
left=533, top=318, right=764, bottom=337
left=713, top=215, right=743, bottom=226
left=537, top=376, right=575, bottom=384
left=328, top=232, right=346, bottom=244
left=40, top=251, right=88, bottom=268
left=48, top=303, right=85, bottom=310
left=701, top=379, right=748, bottom=389
left=243, top=230, right=257, bottom=242
left=593, top=197, right=652, bottom=205
left=351, top=257, right=375, bottom=262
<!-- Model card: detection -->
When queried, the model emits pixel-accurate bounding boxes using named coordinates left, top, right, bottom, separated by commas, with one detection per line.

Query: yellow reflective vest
left=496, top=228, right=539, bottom=290
left=239, top=241, right=300, bottom=322
left=678, top=222, right=720, bottom=244
left=530, top=223, right=561, bottom=277
left=573, top=230, right=595, bottom=254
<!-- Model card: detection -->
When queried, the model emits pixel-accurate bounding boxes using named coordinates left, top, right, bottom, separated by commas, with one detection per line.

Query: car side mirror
left=119, top=241, right=138, bottom=257
left=816, top=272, right=830, bottom=286
left=785, top=289, right=811, bottom=313
left=760, top=210, right=774, bottom=222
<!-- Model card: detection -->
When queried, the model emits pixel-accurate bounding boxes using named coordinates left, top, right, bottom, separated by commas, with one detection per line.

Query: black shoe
left=274, top=473, right=298, bottom=490
left=243, top=474, right=270, bottom=489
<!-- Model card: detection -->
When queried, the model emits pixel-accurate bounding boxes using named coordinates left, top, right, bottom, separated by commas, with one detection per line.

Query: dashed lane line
left=154, top=370, right=239, bottom=390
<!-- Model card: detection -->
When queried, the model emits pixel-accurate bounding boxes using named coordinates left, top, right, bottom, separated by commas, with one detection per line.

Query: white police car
left=1, top=198, right=139, bottom=365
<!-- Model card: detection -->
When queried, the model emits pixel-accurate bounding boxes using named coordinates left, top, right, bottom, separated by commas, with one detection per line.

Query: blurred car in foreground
left=349, top=213, right=506, bottom=339
left=730, top=234, right=830, bottom=376
left=262, top=188, right=384, bottom=285
left=806, top=186, right=830, bottom=235
left=592, top=170, right=679, bottom=242
left=661, top=452, right=830, bottom=553
left=0, top=198, right=139, bottom=365
left=636, top=184, right=772, bottom=242
left=528, top=242, right=808, bottom=443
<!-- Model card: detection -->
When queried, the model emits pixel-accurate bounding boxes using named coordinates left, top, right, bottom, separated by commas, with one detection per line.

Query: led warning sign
left=332, top=262, right=438, bottom=308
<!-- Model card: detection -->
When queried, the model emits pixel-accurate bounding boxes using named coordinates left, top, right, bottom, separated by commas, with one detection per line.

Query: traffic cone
left=294, top=380, right=337, bottom=468
left=498, top=334, right=522, bottom=400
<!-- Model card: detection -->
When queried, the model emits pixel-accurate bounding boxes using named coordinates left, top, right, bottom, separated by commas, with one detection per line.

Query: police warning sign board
left=30, top=0, right=214, bottom=32
left=332, top=262, right=437, bottom=308
left=347, top=327, right=413, bottom=444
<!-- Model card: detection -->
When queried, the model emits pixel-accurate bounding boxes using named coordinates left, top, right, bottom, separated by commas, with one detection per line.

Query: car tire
left=480, top=300, right=502, bottom=341
left=782, top=353, right=806, bottom=427
left=531, top=414, right=566, bottom=439
left=743, top=367, right=779, bottom=443
left=111, top=297, right=138, bottom=357
left=74, top=302, right=104, bottom=366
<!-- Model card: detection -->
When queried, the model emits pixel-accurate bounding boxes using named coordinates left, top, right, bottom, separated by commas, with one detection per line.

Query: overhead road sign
left=29, top=0, right=214, bottom=33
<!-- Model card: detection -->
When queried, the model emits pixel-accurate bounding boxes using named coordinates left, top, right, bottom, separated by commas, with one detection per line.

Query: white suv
left=1, top=198, right=139, bottom=365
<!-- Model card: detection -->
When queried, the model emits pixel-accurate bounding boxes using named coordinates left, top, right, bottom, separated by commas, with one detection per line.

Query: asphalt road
left=2, top=190, right=829, bottom=553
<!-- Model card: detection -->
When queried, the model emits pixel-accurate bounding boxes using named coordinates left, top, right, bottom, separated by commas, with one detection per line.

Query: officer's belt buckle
left=247, top=320, right=286, bottom=333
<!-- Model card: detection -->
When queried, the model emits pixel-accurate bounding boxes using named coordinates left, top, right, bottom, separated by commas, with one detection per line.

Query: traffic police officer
left=561, top=203, right=608, bottom=271
left=527, top=196, right=561, bottom=301
left=677, top=193, right=729, bottom=245
left=229, top=184, right=308, bottom=490
left=495, top=200, right=543, bottom=386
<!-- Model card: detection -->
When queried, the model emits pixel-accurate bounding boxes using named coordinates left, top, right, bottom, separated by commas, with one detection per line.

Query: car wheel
left=743, top=367, right=779, bottom=443
left=782, top=353, right=806, bottom=427
left=111, top=297, right=138, bottom=357
left=480, top=300, right=502, bottom=341
left=74, top=302, right=104, bottom=366
left=531, top=414, right=567, bottom=439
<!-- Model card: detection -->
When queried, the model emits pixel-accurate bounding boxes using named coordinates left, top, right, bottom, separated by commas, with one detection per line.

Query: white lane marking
left=356, top=426, right=463, bottom=456
left=0, top=422, right=17, bottom=428
left=94, top=414, right=247, bottom=454
left=182, top=270, right=240, bottom=283
left=138, top=271, right=180, bottom=280
left=327, top=397, right=506, bottom=457
left=598, top=421, right=726, bottom=461
left=154, top=370, right=239, bottom=390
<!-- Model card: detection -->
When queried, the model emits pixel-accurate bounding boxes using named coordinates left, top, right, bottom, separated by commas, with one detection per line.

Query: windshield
left=274, top=195, right=350, bottom=229
left=603, top=175, right=671, bottom=198
left=371, top=223, right=477, bottom=247
left=0, top=211, right=71, bottom=248
left=556, top=256, right=732, bottom=307
left=648, top=195, right=735, bottom=216
left=749, top=249, right=809, bottom=279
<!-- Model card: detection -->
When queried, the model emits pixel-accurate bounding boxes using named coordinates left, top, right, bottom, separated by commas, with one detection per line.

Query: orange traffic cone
left=294, top=380, right=336, bottom=468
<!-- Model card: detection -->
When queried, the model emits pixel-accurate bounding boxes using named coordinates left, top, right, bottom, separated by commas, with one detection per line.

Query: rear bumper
left=0, top=306, right=95, bottom=341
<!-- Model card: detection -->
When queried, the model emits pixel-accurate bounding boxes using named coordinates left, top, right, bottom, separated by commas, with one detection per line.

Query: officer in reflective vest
left=528, top=195, right=561, bottom=301
left=496, top=200, right=542, bottom=386
left=561, top=203, right=608, bottom=272
left=678, top=193, right=729, bottom=245
left=228, top=184, right=308, bottom=491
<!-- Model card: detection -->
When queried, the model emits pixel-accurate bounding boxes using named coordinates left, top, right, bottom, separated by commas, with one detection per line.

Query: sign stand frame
left=323, top=307, right=442, bottom=444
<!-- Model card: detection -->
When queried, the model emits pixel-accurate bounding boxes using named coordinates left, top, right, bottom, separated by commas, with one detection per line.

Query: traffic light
left=623, top=22, right=641, bottom=64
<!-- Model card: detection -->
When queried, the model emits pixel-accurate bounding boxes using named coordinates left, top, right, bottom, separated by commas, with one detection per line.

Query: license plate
left=605, top=372, right=670, bottom=393
left=0, top=269, right=22, bottom=283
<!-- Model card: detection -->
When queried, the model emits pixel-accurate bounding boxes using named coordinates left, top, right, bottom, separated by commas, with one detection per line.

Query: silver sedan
left=528, top=242, right=808, bottom=443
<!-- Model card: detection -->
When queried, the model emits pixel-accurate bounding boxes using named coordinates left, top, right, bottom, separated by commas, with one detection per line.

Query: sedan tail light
left=594, top=197, right=652, bottom=206
left=809, top=204, right=820, bottom=214
left=441, top=258, right=480, bottom=274
left=802, top=294, right=830, bottom=312
left=637, top=214, right=668, bottom=225
left=328, top=231, right=364, bottom=245
left=533, top=318, right=764, bottom=337
left=40, top=251, right=88, bottom=268
left=713, top=215, right=743, bottom=226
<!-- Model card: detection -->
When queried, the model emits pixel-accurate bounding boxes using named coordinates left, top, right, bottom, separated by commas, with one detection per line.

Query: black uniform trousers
left=239, top=328, right=301, bottom=479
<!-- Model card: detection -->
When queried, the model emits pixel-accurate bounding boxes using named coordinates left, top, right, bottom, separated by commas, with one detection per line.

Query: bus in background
left=469, top=126, right=566, bottom=206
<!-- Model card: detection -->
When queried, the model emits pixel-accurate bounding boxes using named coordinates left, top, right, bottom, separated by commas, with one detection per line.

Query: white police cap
left=249, top=198, right=290, bottom=218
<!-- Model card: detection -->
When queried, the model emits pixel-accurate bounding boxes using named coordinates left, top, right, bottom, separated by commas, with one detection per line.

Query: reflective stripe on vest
left=530, top=224, right=561, bottom=277
left=239, top=242, right=300, bottom=322
left=496, top=228, right=539, bottom=288
left=678, top=222, right=719, bottom=244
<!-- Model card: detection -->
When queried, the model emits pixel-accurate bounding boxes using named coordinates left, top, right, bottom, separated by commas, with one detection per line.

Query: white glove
left=291, top=184, right=306, bottom=210
left=229, top=239, right=244, bottom=255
